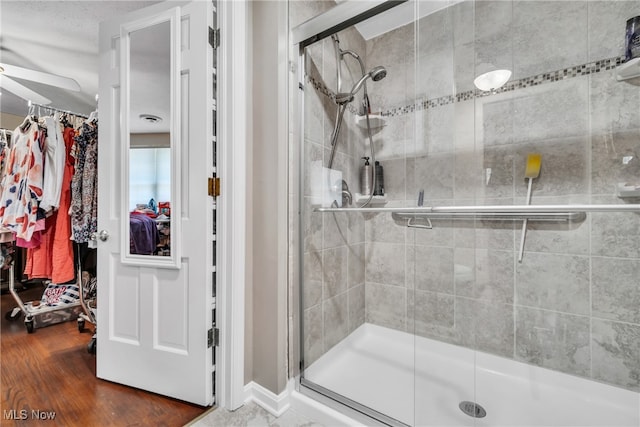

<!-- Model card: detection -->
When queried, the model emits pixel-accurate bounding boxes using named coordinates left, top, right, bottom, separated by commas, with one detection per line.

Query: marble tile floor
left=187, top=402, right=326, bottom=427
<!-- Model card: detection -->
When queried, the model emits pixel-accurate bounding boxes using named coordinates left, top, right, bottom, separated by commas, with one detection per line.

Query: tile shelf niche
left=616, top=57, right=640, bottom=82
left=354, top=113, right=386, bottom=129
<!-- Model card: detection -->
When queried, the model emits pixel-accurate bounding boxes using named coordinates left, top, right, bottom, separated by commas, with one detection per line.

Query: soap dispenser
left=360, top=157, right=373, bottom=196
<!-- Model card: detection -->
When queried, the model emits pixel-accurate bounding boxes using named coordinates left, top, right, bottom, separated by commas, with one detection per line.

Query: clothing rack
left=27, top=100, right=90, bottom=120
left=1, top=129, right=12, bottom=148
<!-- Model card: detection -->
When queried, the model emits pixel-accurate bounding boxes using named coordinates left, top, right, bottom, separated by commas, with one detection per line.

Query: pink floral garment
left=0, top=120, right=44, bottom=241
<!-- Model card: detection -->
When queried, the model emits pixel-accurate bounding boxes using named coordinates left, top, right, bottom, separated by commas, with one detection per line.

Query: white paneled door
left=97, top=1, right=215, bottom=406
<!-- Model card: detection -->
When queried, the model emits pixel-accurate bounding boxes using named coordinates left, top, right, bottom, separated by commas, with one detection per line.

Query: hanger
left=19, top=115, right=33, bottom=133
left=59, top=112, right=70, bottom=128
left=88, top=109, right=98, bottom=123
left=88, top=94, right=99, bottom=123
left=19, top=101, right=37, bottom=132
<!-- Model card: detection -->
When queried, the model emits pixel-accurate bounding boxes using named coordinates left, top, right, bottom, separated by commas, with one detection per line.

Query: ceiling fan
left=0, top=62, right=81, bottom=106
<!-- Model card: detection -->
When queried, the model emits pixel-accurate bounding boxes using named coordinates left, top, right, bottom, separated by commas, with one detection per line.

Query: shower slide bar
left=314, top=204, right=640, bottom=223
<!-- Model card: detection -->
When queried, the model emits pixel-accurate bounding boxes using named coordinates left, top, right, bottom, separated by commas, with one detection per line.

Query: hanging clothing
left=39, top=116, right=65, bottom=213
left=69, top=121, right=98, bottom=243
left=0, top=131, right=14, bottom=241
left=23, top=127, right=76, bottom=283
left=129, top=212, right=160, bottom=255
left=0, top=119, right=45, bottom=241
left=0, top=130, right=10, bottom=179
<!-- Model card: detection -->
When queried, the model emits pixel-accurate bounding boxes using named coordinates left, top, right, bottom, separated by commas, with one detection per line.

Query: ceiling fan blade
left=0, top=62, right=81, bottom=92
left=0, top=75, right=51, bottom=105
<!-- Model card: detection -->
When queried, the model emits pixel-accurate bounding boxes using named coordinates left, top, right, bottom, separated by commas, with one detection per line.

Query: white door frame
left=217, top=0, right=248, bottom=411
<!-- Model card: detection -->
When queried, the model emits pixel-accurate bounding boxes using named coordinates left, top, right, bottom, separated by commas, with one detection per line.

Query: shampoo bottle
left=626, top=16, right=640, bottom=60
left=374, top=161, right=384, bottom=196
left=360, top=157, right=372, bottom=196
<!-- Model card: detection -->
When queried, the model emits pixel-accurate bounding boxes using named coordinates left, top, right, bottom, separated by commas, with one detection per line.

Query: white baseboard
left=243, top=381, right=292, bottom=417
left=245, top=379, right=363, bottom=426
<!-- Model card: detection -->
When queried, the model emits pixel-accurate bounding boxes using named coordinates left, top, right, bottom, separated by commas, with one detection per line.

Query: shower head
left=370, top=65, right=387, bottom=82
left=334, top=66, right=387, bottom=106
left=348, top=66, right=387, bottom=98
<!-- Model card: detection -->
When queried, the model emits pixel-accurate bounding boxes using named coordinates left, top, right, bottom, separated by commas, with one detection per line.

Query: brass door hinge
left=208, top=177, right=220, bottom=197
left=209, top=27, right=220, bottom=49
left=207, top=328, right=219, bottom=348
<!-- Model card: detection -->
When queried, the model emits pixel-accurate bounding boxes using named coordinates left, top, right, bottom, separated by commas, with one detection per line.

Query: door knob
left=98, top=230, right=109, bottom=241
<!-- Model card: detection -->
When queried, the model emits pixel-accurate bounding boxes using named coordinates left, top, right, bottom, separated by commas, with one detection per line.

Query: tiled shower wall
left=294, top=0, right=640, bottom=392
left=360, top=0, right=640, bottom=392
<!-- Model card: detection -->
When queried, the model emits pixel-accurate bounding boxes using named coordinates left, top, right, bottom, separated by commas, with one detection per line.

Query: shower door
left=295, top=2, right=428, bottom=425
left=295, top=1, right=640, bottom=426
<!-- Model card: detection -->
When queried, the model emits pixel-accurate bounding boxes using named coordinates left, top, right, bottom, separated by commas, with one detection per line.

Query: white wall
left=246, top=0, right=290, bottom=395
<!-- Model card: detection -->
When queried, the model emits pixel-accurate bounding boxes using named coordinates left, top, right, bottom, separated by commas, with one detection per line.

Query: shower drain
left=459, top=401, right=487, bottom=418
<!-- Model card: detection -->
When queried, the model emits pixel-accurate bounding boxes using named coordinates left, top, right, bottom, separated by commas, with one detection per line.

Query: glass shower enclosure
left=292, top=1, right=640, bottom=426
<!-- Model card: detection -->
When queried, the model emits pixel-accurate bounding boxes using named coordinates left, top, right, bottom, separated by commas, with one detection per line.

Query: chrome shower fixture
left=332, top=34, right=385, bottom=114
left=326, top=34, right=387, bottom=208
left=335, top=66, right=387, bottom=105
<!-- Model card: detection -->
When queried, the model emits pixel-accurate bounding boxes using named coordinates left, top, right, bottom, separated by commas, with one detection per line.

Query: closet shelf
left=616, top=57, right=640, bottom=82
left=355, top=114, right=386, bottom=129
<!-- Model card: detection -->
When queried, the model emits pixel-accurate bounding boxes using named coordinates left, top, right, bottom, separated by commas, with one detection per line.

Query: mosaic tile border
left=306, top=56, right=625, bottom=117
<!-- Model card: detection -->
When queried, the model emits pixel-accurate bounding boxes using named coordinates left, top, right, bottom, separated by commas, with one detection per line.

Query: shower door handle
left=407, top=217, right=433, bottom=229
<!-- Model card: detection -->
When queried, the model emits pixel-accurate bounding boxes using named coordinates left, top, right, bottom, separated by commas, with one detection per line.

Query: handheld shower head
left=370, top=65, right=387, bottom=82
left=334, top=66, right=387, bottom=106
left=349, top=65, right=387, bottom=97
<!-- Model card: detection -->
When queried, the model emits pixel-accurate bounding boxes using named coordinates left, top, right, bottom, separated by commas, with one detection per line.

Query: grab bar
left=314, top=204, right=640, bottom=213
left=391, top=212, right=587, bottom=225
left=393, top=211, right=586, bottom=222
left=314, top=204, right=640, bottom=214
left=313, top=204, right=640, bottom=223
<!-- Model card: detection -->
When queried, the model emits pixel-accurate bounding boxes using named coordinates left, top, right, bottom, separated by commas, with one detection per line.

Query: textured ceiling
left=0, top=0, right=162, bottom=118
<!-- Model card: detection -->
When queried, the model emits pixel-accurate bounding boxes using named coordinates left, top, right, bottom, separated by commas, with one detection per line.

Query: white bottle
left=360, top=157, right=372, bottom=196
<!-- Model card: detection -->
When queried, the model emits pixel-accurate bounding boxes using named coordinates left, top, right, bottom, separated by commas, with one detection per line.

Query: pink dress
left=24, top=127, right=76, bottom=283
left=0, top=120, right=44, bottom=242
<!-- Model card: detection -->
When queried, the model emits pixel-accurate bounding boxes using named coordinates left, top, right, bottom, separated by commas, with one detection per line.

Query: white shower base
left=304, top=323, right=639, bottom=426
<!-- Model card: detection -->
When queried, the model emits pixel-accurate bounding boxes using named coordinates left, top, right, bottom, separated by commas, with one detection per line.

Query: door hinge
left=209, top=27, right=220, bottom=49
left=208, top=177, right=220, bottom=197
left=207, top=328, right=220, bottom=348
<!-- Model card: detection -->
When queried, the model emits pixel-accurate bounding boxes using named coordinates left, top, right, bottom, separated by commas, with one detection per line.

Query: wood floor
left=1, top=285, right=208, bottom=426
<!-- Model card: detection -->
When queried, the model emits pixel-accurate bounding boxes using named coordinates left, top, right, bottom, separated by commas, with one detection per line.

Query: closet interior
left=1, top=103, right=98, bottom=348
